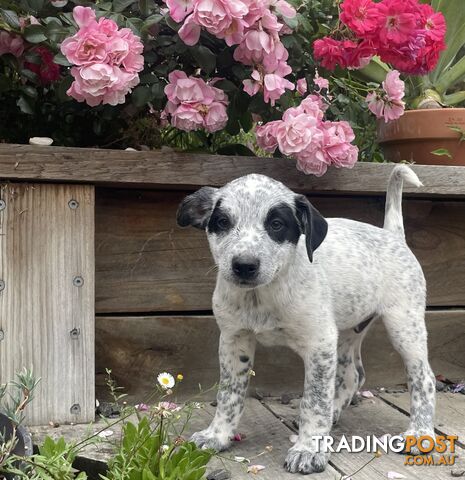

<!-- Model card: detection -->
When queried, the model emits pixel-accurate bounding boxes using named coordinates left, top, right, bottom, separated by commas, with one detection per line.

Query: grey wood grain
left=0, top=183, right=95, bottom=425
left=2, top=144, right=465, bottom=196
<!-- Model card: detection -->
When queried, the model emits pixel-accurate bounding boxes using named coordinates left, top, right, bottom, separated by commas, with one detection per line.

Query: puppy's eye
left=217, top=217, right=231, bottom=230
left=270, top=219, right=284, bottom=231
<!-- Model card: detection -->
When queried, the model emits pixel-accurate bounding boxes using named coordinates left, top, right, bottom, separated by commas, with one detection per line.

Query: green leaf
left=191, top=45, right=216, bottom=75
left=139, top=0, right=155, bottom=16
left=132, top=85, right=153, bottom=107
left=214, top=79, right=237, bottom=93
left=23, top=24, right=47, bottom=43
left=283, top=15, right=298, bottom=29
left=113, top=0, right=137, bottom=13
left=430, top=0, right=465, bottom=85
left=0, top=9, right=20, bottom=29
left=431, top=148, right=452, bottom=158
left=126, top=17, right=144, bottom=35
left=53, top=52, right=72, bottom=67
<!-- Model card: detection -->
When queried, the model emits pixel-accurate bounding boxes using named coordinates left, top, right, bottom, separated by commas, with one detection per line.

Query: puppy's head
left=177, top=174, right=327, bottom=288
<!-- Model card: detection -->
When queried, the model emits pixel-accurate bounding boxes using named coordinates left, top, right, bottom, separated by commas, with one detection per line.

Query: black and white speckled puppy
left=176, top=165, right=435, bottom=475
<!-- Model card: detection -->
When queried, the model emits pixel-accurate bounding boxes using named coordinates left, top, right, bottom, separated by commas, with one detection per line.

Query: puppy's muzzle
left=232, top=256, right=260, bottom=282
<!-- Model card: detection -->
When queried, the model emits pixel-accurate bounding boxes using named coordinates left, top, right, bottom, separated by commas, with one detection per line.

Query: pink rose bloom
left=178, top=14, right=202, bottom=45
left=366, top=92, right=384, bottom=118
left=299, top=96, right=324, bottom=122
left=165, top=0, right=194, bottom=23
left=273, top=0, right=296, bottom=18
left=204, top=101, right=229, bottom=132
left=296, top=78, right=307, bottom=96
left=61, top=30, right=109, bottom=65
left=313, top=37, right=347, bottom=71
left=171, top=104, right=205, bottom=131
left=163, top=72, right=229, bottom=133
left=340, top=0, right=379, bottom=36
left=0, top=31, right=25, bottom=57
left=192, top=0, right=247, bottom=37
left=382, top=70, right=404, bottom=101
left=244, top=29, right=274, bottom=55
left=313, top=74, right=328, bottom=91
left=320, top=121, right=358, bottom=168
left=276, top=111, right=321, bottom=155
left=296, top=152, right=329, bottom=177
left=376, top=0, right=416, bottom=46
left=255, top=120, right=281, bottom=153
left=263, top=73, right=294, bottom=105
left=67, top=64, right=139, bottom=107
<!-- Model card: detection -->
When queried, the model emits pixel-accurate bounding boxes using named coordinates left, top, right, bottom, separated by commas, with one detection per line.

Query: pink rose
left=276, top=112, right=321, bottom=155
left=0, top=31, right=25, bottom=58
left=296, top=153, right=329, bottom=177
left=165, top=0, right=194, bottom=23
left=382, top=70, right=404, bottom=101
left=67, top=64, right=139, bottom=107
left=296, top=78, right=307, bottom=96
left=193, top=0, right=247, bottom=36
left=178, top=14, right=201, bottom=45
left=61, top=31, right=108, bottom=65
left=263, top=73, right=294, bottom=105
left=204, top=101, right=228, bottom=132
left=171, top=104, right=205, bottom=131
left=255, top=120, right=281, bottom=153
left=319, top=121, right=358, bottom=168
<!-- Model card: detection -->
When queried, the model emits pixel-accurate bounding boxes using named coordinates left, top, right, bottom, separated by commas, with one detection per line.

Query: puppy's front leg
left=285, top=332, right=337, bottom=474
left=191, top=330, right=256, bottom=451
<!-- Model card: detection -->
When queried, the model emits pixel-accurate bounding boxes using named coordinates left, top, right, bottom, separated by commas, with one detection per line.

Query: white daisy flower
left=157, top=372, right=175, bottom=389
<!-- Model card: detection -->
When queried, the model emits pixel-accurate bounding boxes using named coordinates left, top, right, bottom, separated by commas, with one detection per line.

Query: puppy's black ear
left=294, top=195, right=328, bottom=262
left=177, top=187, right=218, bottom=229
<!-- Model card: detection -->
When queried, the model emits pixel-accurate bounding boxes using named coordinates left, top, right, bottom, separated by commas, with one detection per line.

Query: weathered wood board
left=380, top=392, right=465, bottom=445
left=3, top=144, right=465, bottom=197
left=95, top=188, right=465, bottom=313
left=95, top=311, right=465, bottom=401
left=266, top=395, right=465, bottom=479
left=0, top=183, right=95, bottom=425
left=31, top=395, right=465, bottom=479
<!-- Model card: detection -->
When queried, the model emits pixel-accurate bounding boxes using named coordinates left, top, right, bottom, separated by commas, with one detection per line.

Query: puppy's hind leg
left=382, top=306, right=435, bottom=445
left=333, top=317, right=374, bottom=424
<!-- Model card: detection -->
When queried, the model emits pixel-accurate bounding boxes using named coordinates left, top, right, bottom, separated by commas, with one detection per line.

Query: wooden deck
left=30, top=392, right=465, bottom=479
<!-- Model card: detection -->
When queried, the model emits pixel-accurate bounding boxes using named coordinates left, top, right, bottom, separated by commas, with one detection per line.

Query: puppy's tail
left=383, top=165, right=423, bottom=238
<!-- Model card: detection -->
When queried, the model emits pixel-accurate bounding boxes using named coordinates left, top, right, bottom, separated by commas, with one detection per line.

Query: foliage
left=0, top=369, right=217, bottom=480
left=102, top=418, right=212, bottom=480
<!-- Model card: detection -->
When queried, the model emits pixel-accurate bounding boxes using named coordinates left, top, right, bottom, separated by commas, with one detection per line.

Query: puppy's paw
left=190, top=429, right=231, bottom=452
left=284, top=444, right=329, bottom=474
left=396, top=430, right=436, bottom=455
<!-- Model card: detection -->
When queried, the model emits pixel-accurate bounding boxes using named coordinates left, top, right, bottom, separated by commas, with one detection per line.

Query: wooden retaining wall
left=1, top=144, right=464, bottom=418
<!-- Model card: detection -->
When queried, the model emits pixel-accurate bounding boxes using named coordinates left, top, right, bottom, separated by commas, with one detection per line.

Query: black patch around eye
left=207, top=199, right=233, bottom=234
left=264, top=203, right=301, bottom=244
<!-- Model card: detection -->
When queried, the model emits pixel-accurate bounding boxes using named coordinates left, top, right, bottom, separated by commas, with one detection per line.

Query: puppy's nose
left=232, top=257, right=260, bottom=280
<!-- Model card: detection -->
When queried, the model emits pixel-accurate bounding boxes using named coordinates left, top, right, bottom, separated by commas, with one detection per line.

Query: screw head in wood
left=70, top=404, right=81, bottom=415
left=70, top=328, right=81, bottom=339
left=0, top=330, right=4, bottom=341
left=0, top=200, right=5, bottom=211
left=73, top=276, right=84, bottom=287
left=0, top=280, right=4, bottom=292
left=68, top=199, right=79, bottom=210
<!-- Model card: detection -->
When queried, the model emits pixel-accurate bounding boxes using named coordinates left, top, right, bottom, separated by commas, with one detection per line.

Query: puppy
left=177, top=165, right=435, bottom=474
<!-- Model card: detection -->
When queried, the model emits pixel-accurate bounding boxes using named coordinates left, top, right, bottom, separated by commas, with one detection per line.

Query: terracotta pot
left=377, top=108, right=465, bottom=165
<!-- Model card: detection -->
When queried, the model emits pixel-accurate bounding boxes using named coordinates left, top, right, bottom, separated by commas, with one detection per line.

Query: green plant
left=102, top=417, right=212, bottom=480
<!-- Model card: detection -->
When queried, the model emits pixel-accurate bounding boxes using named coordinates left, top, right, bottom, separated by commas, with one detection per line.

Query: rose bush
left=0, top=0, right=457, bottom=174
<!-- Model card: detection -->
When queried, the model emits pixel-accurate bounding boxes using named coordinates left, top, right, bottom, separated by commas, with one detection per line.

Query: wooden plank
left=95, top=312, right=465, bottom=401
left=187, top=398, right=340, bottom=479
left=2, top=144, right=465, bottom=197
left=266, top=395, right=465, bottom=479
left=0, top=183, right=95, bottom=425
left=95, top=315, right=304, bottom=401
left=380, top=392, right=465, bottom=445
left=95, top=189, right=465, bottom=312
